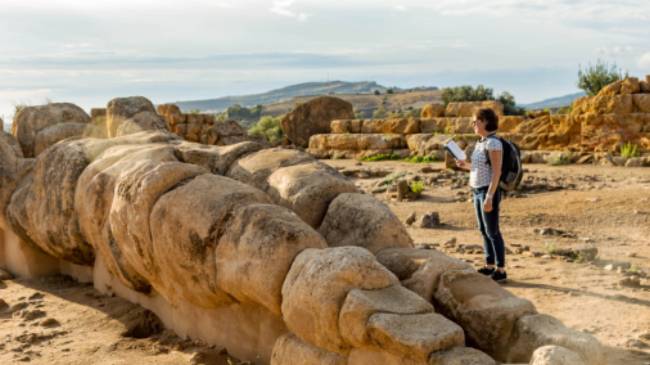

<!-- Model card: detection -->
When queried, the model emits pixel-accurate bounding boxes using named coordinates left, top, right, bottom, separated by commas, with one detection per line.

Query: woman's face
left=473, top=117, right=487, bottom=136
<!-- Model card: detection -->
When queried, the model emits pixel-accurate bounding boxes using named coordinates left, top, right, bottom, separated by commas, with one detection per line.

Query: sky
left=1, top=0, right=650, bottom=123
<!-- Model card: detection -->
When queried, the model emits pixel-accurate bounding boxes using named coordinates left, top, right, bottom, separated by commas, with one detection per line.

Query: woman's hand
left=483, top=197, right=493, bottom=212
left=455, top=159, right=469, bottom=170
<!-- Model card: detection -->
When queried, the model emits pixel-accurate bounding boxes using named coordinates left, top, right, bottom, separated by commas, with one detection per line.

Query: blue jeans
left=473, top=187, right=506, bottom=268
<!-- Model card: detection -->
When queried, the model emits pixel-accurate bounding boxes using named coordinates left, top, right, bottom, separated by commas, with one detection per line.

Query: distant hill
left=523, top=92, right=586, bottom=110
left=175, top=81, right=438, bottom=113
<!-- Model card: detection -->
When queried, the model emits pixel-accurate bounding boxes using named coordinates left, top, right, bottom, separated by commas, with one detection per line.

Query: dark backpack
left=485, top=135, right=523, bottom=192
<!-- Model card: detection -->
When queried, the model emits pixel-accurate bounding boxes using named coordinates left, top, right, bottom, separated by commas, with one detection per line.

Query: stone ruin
left=0, top=96, right=605, bottom=365
left=307, top=76, right=650, bottom=166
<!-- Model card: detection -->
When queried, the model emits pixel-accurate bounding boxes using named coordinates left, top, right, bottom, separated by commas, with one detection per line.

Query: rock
left=625, top=157, right=645, bottom=167
left=419, top=212, right=441, bottom=228
left=189, top=348, right=233, bottom=365
left=445, top=101, right=504, bottom=117
left=330, top=119, right=362, bottom=134
left=405, top=212, right=417, bottom=226
left=110, top=159, right=208, bottom=285
left=620, top=77, right=640, bottom=95
left=281, top=96, right=354, bottom=147
left=308, top=133, right=407, bottom=151
left=366, top=312, right=464, bottom=361
left=215, top=203, right=328, bottom=315
left=270, top=333, right=346, bottom=365
left=319, top=193, right=413, bottom=254
left=206, top=120, right=250, bottom=145
left=0, top=268, right=15, bottom=280
left=632, top=94, right=650, bottom=113
left=420, top=103, right=446, bottom=118
left=40, top=318, right=60, bottom=327
left=227, top=147, right=314, bottom=191
left=376, top=248, right=471, bottom=301
left=339, top=285, right=434, bottom=347
left=106, top=96, right=158, bottom=137
left=11, top=102, right=90, bottom=157
left=434, top=269, right=537, bottom=360
left=619, top=276, right=641, bottom=288
left=75, top=143, right=181, bottom=292
left=21, top=309, right=47, bottom=321
left=428, top=347, right=497, bottom=365
left=114, top=111, right=168, bottom=137
left=0, top=299, right=8, bottom=311
left=529, top=345, right=586, bottom=365
left=506, top=314, right=603, bottom=365
left=625, top=339, right=650, bottom=349
left=281, top=247, right=399, bottom=353
left=33, top=122, right=89, bottom=156
left=360, top=118, right=420, bottom=134
left=149, top=174, right=270, bottom=308
left=547, top=246, right=597, bottom=262
left=121, top=309, right=164, bottom=339
left=7, top=140, right=95, bottom=265
left=266, top=162, right=359, bottom=228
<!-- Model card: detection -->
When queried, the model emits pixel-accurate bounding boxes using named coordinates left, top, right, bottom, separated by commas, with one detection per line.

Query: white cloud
left=270, top=0, right=309, bottom=21
left=638, top=52, right=650, bottom=69
left=394, top=5, right=407, bottom=11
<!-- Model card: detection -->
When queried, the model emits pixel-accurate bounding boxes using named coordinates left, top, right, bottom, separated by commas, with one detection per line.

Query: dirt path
left=326, top=159, right=650, bottom=365
left=0, top=275, right=242, bottom=365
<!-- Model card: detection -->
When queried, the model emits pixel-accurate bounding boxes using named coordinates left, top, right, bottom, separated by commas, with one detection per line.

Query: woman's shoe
left=477, top=266, right=495, bottom=276
left=491, top=270, right=507, bottom=283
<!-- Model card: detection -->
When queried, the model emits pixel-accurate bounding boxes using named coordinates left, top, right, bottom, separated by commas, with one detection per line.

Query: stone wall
left=0, top=97, right=604, bottom=365
left=157, top=103, right=253, bottom=146
left=308, top=77, right=650, bottom=160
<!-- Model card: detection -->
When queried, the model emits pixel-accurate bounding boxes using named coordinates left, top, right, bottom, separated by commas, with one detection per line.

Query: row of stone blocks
left=0, top=97, right=604, bottom=365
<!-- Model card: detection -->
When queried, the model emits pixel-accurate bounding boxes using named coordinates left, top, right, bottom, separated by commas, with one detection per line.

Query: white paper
left=445, top=140, right=466, bottom=161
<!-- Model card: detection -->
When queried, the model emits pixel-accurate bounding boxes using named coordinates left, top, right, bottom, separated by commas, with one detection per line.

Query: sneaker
left=477, top=266, right=495, bottom=276
left=491, top=270, right=508, bottom=283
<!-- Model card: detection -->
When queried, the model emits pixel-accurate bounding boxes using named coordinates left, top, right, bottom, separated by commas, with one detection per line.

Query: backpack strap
left=484, top=134, right=499, bottom=167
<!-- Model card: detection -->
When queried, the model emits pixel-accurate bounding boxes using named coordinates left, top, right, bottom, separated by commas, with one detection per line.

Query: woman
left=455, top=108, right=507, bottom=282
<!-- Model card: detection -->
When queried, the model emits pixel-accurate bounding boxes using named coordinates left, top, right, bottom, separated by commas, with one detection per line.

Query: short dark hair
left=476, top=108, right=499, bottom=132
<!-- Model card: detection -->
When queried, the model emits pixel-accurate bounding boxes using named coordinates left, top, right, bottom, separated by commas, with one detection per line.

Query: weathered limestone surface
left=12, top=103, right=90, bottom=157
left=281, top=96, right=354, bottom=147
left=157, top=103, right=253, bottom=145
left=319, top=193, right=413, bottom=253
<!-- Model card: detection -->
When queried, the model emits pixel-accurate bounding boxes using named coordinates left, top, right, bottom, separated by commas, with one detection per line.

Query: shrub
left=498, top=91, right=526, bottom=116
left=248, top=115, right=283, bottom=143
left=409, top=180, right=425, bottom=195
left=441, top=85, right=494, bottom=105
left=372, top=106, right=387, bottom=119
left=577, top=60, right=626, bottom=96
left=361, top=152, right=402, bottom=162
left=403, top=155, right=439, bottom=163
left=442, top=85, right=523, bottom=115
left=620, top=142, right=639, bottom=158
left=547, top=154, right=571, bottom=166
left=373, top=90, right=381, bottom=95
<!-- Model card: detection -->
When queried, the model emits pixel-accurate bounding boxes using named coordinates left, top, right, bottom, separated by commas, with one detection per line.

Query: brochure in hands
left=444, top=140, right=466, bottom=161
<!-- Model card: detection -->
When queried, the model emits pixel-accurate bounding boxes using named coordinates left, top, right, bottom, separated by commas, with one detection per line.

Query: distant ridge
left=523, top=91, right=586, bottom=110
left=175, top=81, right=393, bottom=112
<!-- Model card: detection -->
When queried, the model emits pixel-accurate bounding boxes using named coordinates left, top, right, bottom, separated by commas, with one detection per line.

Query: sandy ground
left=1, top=160, right=649, bottom=365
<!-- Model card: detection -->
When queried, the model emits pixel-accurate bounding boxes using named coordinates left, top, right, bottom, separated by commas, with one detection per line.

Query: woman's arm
left=484, top=149, right=502, bottom=212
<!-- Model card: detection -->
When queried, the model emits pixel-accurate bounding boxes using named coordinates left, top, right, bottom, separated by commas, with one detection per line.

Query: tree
left=248, top=115, right=283, bottom=143
left=441, top=85, right=494, bottom=105
left=577, top=60, right=626, bottom=96
left=497, top=91, right=525, bottom=116
left=373, top=90, right=381, bottom=96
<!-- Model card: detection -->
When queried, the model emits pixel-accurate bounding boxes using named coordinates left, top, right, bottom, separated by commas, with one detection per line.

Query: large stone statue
left=0, top=97, right=603, bottom=365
